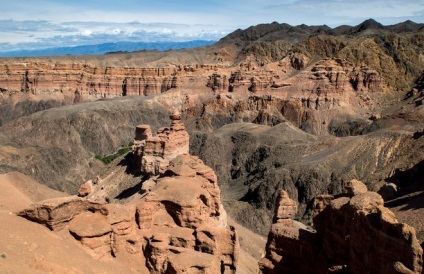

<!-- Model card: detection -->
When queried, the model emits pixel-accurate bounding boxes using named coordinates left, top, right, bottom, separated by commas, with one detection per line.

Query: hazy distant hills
left=0, top=40, right=216, bottom=57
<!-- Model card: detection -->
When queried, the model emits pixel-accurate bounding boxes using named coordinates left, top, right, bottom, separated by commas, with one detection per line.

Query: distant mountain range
left=0, top=40, right=217, bottom=58
left=1, top=19, right=423, bottom=58
left=218, top=19, right=424, bottom=45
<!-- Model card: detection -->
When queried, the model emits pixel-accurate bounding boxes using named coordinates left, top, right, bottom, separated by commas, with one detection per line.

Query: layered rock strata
left=0, top=63, right=181, bottom=99
left=259, top=180, right=423, bottom=274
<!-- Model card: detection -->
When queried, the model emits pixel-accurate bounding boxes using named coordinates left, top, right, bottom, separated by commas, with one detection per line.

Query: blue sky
left=0, top=0, right=423, bottom=52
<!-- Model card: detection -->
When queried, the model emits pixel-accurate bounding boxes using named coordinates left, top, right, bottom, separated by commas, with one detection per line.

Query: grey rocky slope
left=191, top=117, right=424, bottom=235
left=0, top=95, right=169, bottom=193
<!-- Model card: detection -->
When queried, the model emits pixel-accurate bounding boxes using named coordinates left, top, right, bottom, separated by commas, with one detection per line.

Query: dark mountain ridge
left=218, top=18, right=424, bottom=45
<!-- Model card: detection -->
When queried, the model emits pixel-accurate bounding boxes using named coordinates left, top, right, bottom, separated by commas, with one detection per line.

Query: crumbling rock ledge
left=17, top=196, right=108, bottom=231
left=259, top=180, right=423, bottom=274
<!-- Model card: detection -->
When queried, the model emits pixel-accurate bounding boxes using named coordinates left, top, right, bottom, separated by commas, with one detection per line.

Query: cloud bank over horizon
left=0, top=0, right=423, bottom=53
left=0, top=20, right=227, bottom=52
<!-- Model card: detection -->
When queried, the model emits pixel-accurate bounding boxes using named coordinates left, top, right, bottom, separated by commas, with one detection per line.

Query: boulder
left=344, top=179, right=368, bottom=196
left=69, top=211, right=112, bottom=238
left=78, top=180, right=93, bottom=197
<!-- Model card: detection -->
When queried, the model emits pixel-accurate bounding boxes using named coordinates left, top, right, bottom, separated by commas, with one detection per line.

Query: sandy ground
left=0, top=172, right=138, bottom=274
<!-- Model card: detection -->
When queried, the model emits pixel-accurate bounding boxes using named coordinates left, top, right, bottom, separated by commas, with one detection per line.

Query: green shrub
left=95, top=143, right=132, bottom=165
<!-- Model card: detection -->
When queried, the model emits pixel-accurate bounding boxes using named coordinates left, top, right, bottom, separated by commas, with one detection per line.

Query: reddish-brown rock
left=135, top=125, right=152, bottom=141
left=0, top=62, right=180, bottom=99
left=17, top=196, right=108, bottom=230
left=77, top=180, right=93, bottom=197
left=259, top=190, right=320, bottom=274
left=132, top=109, right=190, bottom=175
left=136, top=154, right=238, bottom=273
left=18, top=197, right=140, bottom=260
left=207, top=73, right=228, bottom=92
left=260, top=188, right=423, bottom=274
left=273, top=190, right=297, bottom=221
left=19, top=128, right=239, bottom=273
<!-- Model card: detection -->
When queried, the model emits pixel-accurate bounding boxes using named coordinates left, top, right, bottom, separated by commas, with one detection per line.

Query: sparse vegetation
left=95, top=141, right=133, bottom=165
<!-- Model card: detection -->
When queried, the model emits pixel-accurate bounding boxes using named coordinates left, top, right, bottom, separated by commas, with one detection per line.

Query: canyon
left=0, top=19, right=423, bottom=273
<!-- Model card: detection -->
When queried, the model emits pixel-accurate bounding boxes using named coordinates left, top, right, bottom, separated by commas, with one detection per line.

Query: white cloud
left=81, top=29, right=92, bottom=36
left=0, top=20, right=229, bottom=52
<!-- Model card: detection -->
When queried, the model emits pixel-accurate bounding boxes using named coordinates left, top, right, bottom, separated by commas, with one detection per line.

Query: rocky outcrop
left=138, top=154, right=239, bottom=273
left=349, top=66, right=383, bottom=92
left=259, top=181, right=423, bottom=274
left=122, top=76, right=178, bottom=96
left=132, top=109, right=190, bottom=176
left=228, top=70, right=273, bottom=93
left=344, top=179, right=368, bottom=196
left=308, top=58, right=383, bottom=94
left=279, top=52, right=310, bottom=70
left=259, top=190, right=321, bottom=274
left=17, top=196, right=108, bottom=230
left=207, top=73, right=228, bottom=92
left=19, top=197, right=140, bottom=260
left=18, top=120, right=239, bottom=273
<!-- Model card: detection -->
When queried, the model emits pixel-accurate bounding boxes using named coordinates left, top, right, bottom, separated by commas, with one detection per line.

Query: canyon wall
left=0, top=63, right=182, bottom=100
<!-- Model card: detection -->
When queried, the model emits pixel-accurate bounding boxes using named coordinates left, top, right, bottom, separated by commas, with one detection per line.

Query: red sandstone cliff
left=0, top=63, right=183, bottom=101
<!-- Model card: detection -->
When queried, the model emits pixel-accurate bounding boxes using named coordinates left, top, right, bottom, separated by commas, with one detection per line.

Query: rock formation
left=228, top=70, right=273, bottom=93
left=18, top=196, right=108, bottom=231
left=78, top=179, right=93, bottom=197
left=259, top=180, right=423, bottom=274
left=259, top=190, right=320, bottom=274
left=137, top=154, right=239, bottom=273
left=18, top=118, right=239, bottom=273
left=207, top=73, right=228, bottom=92
left=132, top=109, right=190, bottom=176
